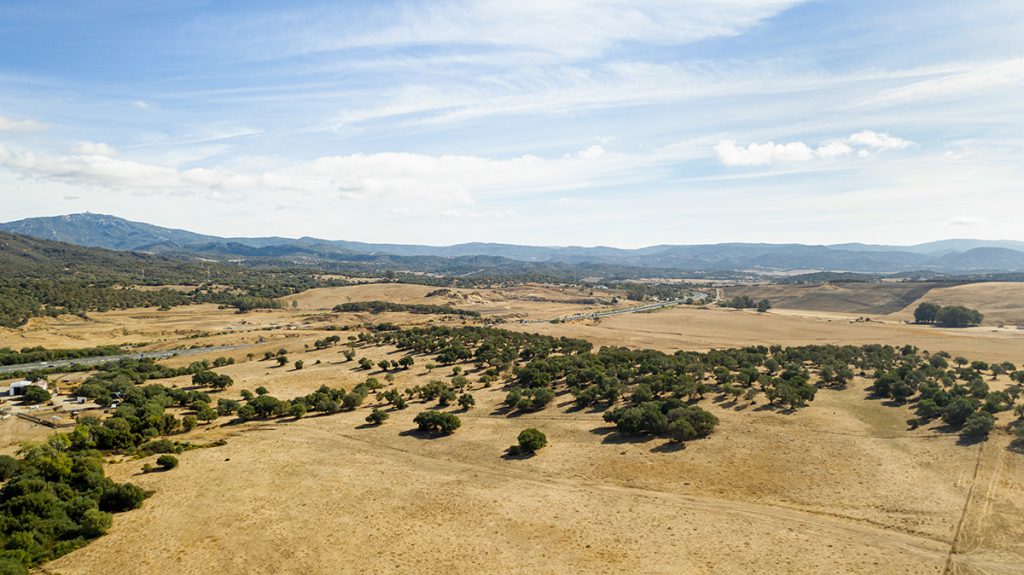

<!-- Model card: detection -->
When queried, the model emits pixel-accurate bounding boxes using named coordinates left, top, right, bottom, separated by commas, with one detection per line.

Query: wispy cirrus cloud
left=197, top=1, right=804, bottom=62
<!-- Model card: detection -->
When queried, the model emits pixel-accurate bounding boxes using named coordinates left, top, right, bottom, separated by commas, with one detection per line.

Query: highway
left=0, top=344, right=249, bottom=376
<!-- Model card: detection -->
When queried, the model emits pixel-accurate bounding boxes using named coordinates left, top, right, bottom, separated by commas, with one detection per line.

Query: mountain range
left=3, top=213, right=1024, bottom=274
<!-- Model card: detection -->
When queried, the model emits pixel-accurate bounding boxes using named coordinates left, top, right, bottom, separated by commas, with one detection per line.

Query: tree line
left=913, top=303, right=983, bottom=327
left=333, top=301, right=481, bottom=317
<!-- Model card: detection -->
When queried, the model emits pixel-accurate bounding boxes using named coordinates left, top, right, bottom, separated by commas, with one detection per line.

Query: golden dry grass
left=888, top=282, right=1024, bottom=326
left=1, top=282, right=1021, bottom=574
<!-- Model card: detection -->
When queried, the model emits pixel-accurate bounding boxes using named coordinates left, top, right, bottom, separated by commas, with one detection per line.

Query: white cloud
left=847, top=131, right=912, bottom=150
left=815, top=140, right=853, bottom=158
left=131, top=100, right=150, bottom=109
left=0, top=142, right=661, bottom=206
left=577, top=145, right=606, bottom=159
left=0, top=115, right=45, bottom=131
left=70, top=141, right=118, bottom=157
left=714, top=140, right=814, bottom=166
left=715, top=131, right=913, bottom=166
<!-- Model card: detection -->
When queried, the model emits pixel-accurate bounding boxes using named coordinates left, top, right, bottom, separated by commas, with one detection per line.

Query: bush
left=0, top=558, right=28, bottom=575
left=0, top=455, right=21, bottom=481
left=156, top=454, right=179, bottom=470
left=413, top=410, right=461, bottom=435
left=100, top=482, right=147, bottom=512
left=79, top=508, right=113, bottom=537
left=517, top=428, right=547, bottom=453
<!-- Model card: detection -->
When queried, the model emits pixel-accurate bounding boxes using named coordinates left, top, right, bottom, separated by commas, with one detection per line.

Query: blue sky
left=0, top=0, right=1021, bottom=247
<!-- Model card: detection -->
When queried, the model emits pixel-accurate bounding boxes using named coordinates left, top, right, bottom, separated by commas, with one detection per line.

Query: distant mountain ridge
left=2, top=213, right=1023, bottom=273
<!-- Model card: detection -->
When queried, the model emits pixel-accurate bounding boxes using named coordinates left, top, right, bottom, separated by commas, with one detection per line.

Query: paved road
left=524, top=298, right=687, bottom=324
left=0, top=345, right=250, bottom=376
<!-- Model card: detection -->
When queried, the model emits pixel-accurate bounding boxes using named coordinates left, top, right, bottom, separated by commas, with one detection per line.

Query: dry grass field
left=2, top=281, right=1021, bottom=575
left=725, top=281, right=1024, bottom=328
left=888, top=282, right=1024, bottom=327
left=722, top=282, right=942, bottom=315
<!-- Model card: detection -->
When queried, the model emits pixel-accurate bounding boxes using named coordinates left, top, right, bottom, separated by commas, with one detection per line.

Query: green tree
left=961, top=411, right=995, bottom=437
left=366, top=408, right=389, bottom=425
left=293, top=359, right=304, bottom=370
left=21, top=385, right=51, bottom=404
left=935, top=305, right=983, bottom=328
left=414, top=410, right=461, bottom=435
left=914, top=302, right=940, bottom=324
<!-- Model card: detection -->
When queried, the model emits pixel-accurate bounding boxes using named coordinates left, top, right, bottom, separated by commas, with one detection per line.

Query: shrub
left=517, top=428, right=547, bottom=453
left=99, top=482, right=147, bottom=512
left=457, top=393, right=475, bottom=410
left=156, top=454, right=179, bottom=470
left=79, top=508, right=113, bottom=537
left=0, top=455, right=21, bottom=481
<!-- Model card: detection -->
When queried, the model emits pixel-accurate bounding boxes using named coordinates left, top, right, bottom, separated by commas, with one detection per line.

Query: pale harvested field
left=2, top=282, right=1021, bottom=574
left=509, top=306, right=1024, bottom=364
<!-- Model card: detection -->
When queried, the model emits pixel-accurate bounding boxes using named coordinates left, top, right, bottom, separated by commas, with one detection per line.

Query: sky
left=0, top=0, right=1022, bottom=247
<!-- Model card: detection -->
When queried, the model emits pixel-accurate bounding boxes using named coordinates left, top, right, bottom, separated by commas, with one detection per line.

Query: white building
left=4, top=380, right=47, bottom=396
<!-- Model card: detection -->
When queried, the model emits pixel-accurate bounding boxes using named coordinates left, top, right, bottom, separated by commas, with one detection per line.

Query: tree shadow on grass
left=501, top=447, right=536, bottom=460
left=753, top=403, right=797, bottom=415
left=956, top=433, right=986, bottom=447
left=398, top=428, right=451, bottom=440
left=489, top=405, right=515, bottom=417
left=591, top=428, right=656, bottom=445
left=1008, top=437, right=1024, bottom=454
left=650, top=441, right=686, bottom=454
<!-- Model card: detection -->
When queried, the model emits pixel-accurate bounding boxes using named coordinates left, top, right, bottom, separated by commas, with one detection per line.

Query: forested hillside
left=0, top=232, right=345, bottom=327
